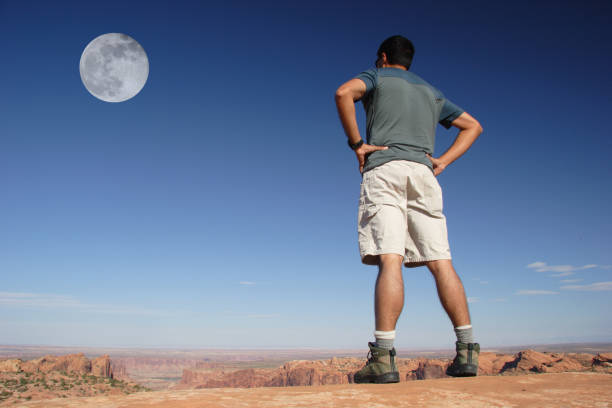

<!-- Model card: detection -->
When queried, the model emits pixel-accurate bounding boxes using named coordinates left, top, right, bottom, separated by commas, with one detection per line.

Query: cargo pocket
left=358, top=203, right=381, bottom=257
left=358, top=204, right=380, bottom=229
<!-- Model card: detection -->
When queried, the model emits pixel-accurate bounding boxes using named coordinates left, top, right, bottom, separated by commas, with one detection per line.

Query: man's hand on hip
left=427, top=154, right=447, bottom=176
left=356, top=144, right=388, bottom=173
left=427, top=112, right=483, bottom=177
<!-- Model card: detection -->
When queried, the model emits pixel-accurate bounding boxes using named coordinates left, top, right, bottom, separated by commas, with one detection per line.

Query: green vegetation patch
left=0, top=372, right=152, bottom=403
left=0, top=390, right=13, bottom=401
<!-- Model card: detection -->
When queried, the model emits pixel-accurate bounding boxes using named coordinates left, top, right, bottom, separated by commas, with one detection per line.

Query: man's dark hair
left=377, top=35, right=415, bottom=70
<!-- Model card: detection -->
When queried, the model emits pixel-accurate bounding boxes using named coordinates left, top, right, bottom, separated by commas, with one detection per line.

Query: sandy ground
left=13, top=372, right=611, bottom=408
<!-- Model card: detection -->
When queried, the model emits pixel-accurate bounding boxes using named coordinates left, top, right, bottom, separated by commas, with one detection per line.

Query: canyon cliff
left=0, top=353, right=146, bottom=405
left=0, top=353, right=113, bottom=377
left=177, top=350, right=612, bottom=389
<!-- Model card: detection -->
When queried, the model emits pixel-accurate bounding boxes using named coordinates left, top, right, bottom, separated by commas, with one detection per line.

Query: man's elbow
left=466, top=117, right=483, bottom=136
left=335, top=87, right=350, bottom=102
left=451, top=112, right=482, bottom=135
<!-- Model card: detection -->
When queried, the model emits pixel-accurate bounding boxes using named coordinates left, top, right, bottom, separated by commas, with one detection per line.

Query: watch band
left=348, top=139, right=364, bottom=150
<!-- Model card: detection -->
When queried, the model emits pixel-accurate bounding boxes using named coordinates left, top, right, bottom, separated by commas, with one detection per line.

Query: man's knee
left=378, top=254, right=404, bottom=279
left=426, top=259, right=454, bottom=276
left=379, top=253, right=403, bottom=267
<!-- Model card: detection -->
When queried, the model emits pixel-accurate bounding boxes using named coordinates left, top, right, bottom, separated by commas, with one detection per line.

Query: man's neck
left=381, top=64, right=407, bottom=70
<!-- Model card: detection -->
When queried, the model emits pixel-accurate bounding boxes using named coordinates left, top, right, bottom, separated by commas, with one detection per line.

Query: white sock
left=454, top=325, right=474, bottom=343
left=374, top=330, right=396, bottom=350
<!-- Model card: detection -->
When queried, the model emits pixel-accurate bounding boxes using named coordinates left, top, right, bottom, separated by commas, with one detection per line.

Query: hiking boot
left=446, top=341, right=479, bottom=377
left=353, top=342, right=400, bottom=384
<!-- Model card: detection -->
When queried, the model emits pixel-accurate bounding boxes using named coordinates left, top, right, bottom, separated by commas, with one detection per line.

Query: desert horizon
left=1, top=342, right=611, bottom=407
left=3, top=341, right=612, bottom=357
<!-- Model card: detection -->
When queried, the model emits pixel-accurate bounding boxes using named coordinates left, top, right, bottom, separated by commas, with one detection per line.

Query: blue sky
left=0, top=0, right=610, bottom=350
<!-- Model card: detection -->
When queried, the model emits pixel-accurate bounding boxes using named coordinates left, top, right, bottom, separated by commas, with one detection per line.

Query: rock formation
left=111, top=360, right=129, bottom=380
left=92, top=355, right=113, bottom=377
left=177, top=349, right=611, bottom=389
left=499, top=350, right=590, bottom=374
left=592, top=352, right=612, bottom=372
left=0, top=354, right=147, bottom=406
left=0, top=353, right=113, bottom=378
left=0, top=359, right=21, bottom=373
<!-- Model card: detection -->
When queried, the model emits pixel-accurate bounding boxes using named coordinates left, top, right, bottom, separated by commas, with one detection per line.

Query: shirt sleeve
left=439, top=98, right=464, bottom=129
left=354, top=68, right=378, bottom=93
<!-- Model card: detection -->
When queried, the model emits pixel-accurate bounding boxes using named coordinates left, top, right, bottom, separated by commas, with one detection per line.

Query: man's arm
left=335, top=79, right=388, bottom=173
left=428, top=112, right=483, bottom=176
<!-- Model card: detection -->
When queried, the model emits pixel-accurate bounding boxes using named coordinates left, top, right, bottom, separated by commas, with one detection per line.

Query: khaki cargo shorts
left=358, top=160, right=451, bottom=267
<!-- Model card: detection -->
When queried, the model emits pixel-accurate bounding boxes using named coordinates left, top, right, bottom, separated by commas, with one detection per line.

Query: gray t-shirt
left=355, top=67, right=464, bottom=173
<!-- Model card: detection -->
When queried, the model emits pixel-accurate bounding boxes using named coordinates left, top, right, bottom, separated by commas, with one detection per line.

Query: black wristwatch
left=348, top=139, right=364, bottom=150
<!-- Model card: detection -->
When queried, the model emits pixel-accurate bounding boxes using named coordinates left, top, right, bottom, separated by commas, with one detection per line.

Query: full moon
left=79, top=33, right=149, bottom=103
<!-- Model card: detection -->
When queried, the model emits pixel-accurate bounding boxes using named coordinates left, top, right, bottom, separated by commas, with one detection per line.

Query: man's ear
left=381, top=52, right=388, bottom=65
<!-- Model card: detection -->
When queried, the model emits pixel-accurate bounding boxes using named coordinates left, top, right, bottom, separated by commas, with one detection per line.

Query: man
left=335, top=35, right=483, bottom=383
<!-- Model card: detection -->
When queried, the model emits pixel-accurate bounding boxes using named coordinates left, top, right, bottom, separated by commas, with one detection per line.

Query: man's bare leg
left=427, top=259, right=479, bottom=377
left=353, top=253, right=404, bottom=384
left=426, top=259, right=470, bottom=327
left=375, top=254, right=405, bottom=331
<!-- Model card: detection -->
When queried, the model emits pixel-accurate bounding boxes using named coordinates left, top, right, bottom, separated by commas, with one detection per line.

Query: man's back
left=356, top=68, right=463, bottom=173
